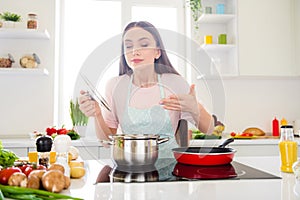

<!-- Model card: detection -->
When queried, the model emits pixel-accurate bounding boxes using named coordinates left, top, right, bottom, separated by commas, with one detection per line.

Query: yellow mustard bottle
left=281, top=118, right=288, bottom=126
left=279, top=125, right=298, bottom=173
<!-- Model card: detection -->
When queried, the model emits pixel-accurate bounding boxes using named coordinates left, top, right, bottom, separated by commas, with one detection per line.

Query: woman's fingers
left=189, top=84, right=196, bottom=96
left=160, top=84, right=198, bottom=112
left=78, top=90, right=99, bottom=117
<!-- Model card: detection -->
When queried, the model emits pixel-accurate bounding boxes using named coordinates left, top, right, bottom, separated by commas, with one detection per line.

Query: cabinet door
left=238, top=0, right=296, bottom=76
left=6, top=147, right=28, bottom=157
left=76, top=147, right=99, bottom=160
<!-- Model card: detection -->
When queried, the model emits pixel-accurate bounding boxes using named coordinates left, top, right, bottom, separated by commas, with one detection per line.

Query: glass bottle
left=279, top=125, right=298, bottom=173
left=36, top=136, right=53, bottom=168
left=54, top=135, right=71, bottom=177
left=27, top=13, right=38, bottom=29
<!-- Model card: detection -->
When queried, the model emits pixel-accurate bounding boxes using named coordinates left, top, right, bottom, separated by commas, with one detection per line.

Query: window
left=58, top=0, right=121, bottom=127
left=58, top=0, right=185, bottom=128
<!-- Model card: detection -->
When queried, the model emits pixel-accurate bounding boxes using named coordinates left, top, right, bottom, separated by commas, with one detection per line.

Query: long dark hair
left=119, top=21, right=180, bottom=76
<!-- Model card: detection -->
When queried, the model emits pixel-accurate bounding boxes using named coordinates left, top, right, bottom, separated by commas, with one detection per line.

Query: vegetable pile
left=0, top=162, right=83, bottom=199
left=0, top=184, right=82, bottom=200
left=31, top=125, right=81, bottom=140
left=191, top=130, right=222, bottom=140
left=0, top=140, right=18, bottom=168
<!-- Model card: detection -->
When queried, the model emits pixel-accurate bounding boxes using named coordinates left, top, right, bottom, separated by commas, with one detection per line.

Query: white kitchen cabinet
left=77, top=146, right=99, bottom=160
left=238, top=0, right=297, bottom=76
left=5, top=147, right=29, bottom=157
left=99, top=146, right=111, bottom=159
left=195, top=0, right=238, bottom=77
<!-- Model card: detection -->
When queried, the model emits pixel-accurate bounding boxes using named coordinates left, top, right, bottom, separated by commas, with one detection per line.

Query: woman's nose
left=132, top=47, right=140, bottom=56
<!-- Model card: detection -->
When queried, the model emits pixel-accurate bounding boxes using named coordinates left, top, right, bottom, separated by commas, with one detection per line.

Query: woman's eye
left=125, top=45, right=133, bottom=49
left=141, top=43, right=149, bottom=48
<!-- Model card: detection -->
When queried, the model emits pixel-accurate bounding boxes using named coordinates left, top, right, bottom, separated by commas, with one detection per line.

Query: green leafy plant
left=186, top=0, right=202, bottom=29
left=0, top=12, right=22, bottom=22
left=70, top=99, right=89, bottom=126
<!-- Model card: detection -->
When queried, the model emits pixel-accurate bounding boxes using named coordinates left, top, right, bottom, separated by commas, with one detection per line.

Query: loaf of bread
left=243, top=127, right=266, bottom=136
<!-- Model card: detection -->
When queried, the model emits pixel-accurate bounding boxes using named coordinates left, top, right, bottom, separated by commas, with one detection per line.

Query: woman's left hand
left=160, top=84, right=199, bottom=116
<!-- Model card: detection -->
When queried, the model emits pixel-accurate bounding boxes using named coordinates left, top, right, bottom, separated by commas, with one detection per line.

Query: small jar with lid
left=36, top=136, right=53, bottom=168
left=27, top=13, right=38, bottom=29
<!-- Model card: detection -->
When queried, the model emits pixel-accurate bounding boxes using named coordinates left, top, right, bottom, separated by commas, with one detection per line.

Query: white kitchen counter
left=2, top=137, right=298, bottom=158
left=0, top=138, right=102, bottom=148
left=65, top=156, right=299, bottom=200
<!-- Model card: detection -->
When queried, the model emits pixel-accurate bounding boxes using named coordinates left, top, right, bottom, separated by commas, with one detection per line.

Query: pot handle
left=218, top=138, right=234, bottom=148
left=158, top=137, right=169, bottom=144
left=98, top=139, right=114, bottom=145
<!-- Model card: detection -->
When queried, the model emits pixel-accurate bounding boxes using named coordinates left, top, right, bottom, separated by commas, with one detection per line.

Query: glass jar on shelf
left=27, top=13, right=38, bottom=29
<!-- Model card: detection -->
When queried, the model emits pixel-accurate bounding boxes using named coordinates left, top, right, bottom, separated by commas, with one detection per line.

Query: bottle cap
left=36, top=136, right=53, bottom=152
left=281, top=125, right=293, bottom=129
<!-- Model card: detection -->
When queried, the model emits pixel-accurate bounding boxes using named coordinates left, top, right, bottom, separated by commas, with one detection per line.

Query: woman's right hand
left=78, top=90, right=101, bottom=117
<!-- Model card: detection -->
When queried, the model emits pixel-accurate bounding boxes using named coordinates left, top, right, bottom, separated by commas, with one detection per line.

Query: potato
left=28, top=170, right=46, bottom=179
left=243, top=127, right=266, bottom=136
left=69, top=161, right=84, bottom=168
left=70, top=167, right=85, bottom=179
left=64, top=175, right=71, bottom=189
left=42, top=170, right=65, bottom=193
left=8, top=172, right=27, bottom=187
left=48, top=163, right=65, bottom=174
left=27, top=175, right=40, bottom=189
left=69, top=146, right=79, bottom=160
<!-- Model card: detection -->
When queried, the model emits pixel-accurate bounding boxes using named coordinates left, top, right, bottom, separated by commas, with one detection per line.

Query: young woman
left=79, top=21, right=214, bottom=156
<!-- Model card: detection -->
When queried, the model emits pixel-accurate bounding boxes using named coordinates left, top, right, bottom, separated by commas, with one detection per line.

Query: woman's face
left=123, top=27, right=161, bottom=69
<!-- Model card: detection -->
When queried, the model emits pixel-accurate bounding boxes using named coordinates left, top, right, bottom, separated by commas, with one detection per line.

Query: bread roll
left=243, top=127, right=266, bottom=136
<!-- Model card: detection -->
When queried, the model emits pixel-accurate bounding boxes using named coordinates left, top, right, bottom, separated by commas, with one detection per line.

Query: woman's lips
left=131, top=58, right=143, bottom=64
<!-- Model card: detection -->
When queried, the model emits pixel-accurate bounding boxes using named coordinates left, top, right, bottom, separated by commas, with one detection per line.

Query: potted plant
left=0, top=12, right=22, bottom=28
left=186, top=0, right=202, bottom=30
left=70, top=99, right=89, bottom=137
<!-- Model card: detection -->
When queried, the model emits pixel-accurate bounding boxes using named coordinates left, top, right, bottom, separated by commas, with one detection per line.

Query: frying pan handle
left=218, top=138, right=234, bottom=148
left=158, top=137, right=169, bottom=144
left=175, top=119, right=188, bottom=147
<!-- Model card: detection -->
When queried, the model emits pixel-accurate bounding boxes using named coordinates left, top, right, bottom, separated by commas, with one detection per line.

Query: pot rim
left=109, top=134, right=160, bottom=140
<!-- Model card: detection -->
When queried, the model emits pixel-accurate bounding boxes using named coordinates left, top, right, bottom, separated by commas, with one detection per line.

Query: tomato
left=46, top=127, right=57, bottom=136
left=36, top=164, right=46, bottom=170
left=24, top=164, right=47, bottom=177
left=57, top=128, right=68, bottom=135
left=0, top=167, right=22, bottom=185
left=241, top=132, right=253, bottom=137
left=230, top=132, right=236, bottom=137
left=18, top=164, right=32, bottom=173
left=24, top=166, right=34, bottom=177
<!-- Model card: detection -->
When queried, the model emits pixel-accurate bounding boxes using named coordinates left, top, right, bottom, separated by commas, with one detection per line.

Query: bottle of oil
left=279, top=125, right=298, bottom=173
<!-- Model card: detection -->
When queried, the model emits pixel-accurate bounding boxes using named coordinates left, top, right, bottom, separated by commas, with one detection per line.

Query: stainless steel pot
left=108, top=134, right=169, bottom=167
left=111, top=166, right=159, bottom=182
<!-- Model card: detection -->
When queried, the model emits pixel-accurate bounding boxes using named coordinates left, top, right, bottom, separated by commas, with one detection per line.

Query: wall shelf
left=200, top=44, right=236, bottom=52
left=198, top=14, right=235, bottom=24
left=0, top=68, right=49, bottom=75
left=0, top=29, right=50, bottom=40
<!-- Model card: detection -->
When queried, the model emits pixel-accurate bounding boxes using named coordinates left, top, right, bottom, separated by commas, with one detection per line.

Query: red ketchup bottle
left=273, top=117, right=279, bottom=136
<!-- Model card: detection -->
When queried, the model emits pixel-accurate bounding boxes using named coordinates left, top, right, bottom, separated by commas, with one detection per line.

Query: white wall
left=0, top=0, right=299, bottom=138
left=222, top=78, right=300, bottom=133
left=0, top=0, right=56, bottom=137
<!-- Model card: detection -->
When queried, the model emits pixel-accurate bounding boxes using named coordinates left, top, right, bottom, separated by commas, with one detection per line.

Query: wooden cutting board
left=231, top=135, right=280, bottom=139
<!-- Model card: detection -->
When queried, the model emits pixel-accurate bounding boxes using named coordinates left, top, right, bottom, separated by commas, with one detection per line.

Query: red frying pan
left=172, top=138, right=236, bottom=166
left=172, top=162, right=237, bottom=179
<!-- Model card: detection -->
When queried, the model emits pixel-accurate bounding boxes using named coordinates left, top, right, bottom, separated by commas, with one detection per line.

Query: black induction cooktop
left=95, top=158, right=281, bottom=183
